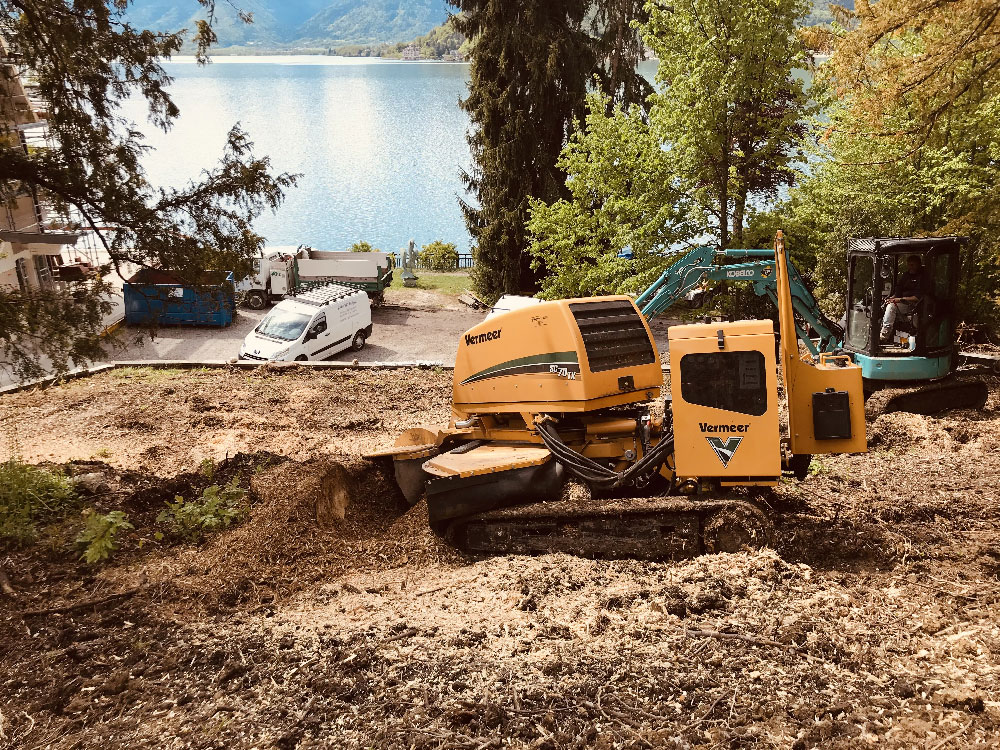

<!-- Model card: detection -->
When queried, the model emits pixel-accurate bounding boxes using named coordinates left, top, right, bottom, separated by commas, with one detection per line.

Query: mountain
left=126, top=0, right=450, bottom=49
left=296, top=0, right=450, bottom=46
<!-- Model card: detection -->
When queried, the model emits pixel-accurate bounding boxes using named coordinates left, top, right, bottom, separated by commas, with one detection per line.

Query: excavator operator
left=881, top=254, right=929, bottom=343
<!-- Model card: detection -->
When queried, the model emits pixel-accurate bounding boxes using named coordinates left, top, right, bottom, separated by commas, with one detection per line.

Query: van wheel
left=351, top=330, right=367, bottom=351
left=295, top=355, right=308, bottom=362
left=246, top=291, right=267, bottom=310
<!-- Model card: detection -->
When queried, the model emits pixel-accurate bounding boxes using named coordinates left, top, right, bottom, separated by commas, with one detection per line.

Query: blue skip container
left=123, top=269, right=236, bottom=327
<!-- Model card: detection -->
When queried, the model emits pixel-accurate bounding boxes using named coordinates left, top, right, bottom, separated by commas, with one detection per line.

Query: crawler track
left=436, top=495, right=771, bottom=560
left=865, top=374, right=989, bottom=420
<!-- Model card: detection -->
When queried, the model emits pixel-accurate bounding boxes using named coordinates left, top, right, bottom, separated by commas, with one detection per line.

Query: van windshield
left=256, top=310, right=311, bottom=341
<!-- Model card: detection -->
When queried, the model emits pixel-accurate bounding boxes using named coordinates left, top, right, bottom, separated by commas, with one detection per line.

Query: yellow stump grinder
left=367, top=232, right=868, bottom=558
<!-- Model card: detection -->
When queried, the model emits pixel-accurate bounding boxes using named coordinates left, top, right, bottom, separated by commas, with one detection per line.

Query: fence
left=389, top=253, right=476, bottom=271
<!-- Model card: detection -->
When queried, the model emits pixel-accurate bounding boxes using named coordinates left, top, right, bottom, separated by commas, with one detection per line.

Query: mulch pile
left=1, top=369, right=998, bottom=749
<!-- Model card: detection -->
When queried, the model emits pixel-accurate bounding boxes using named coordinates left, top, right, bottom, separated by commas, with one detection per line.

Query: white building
left=1, top=50, right=86, bottom=293
left=402, top=44, right=421, bottom=61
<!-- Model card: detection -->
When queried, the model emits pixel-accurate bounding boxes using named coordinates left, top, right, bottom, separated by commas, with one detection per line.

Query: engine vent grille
left=569, top=300, right=656, bottom=373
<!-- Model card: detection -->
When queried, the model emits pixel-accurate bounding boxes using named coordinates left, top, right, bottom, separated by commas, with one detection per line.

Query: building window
left=15, top=257, right=29, bottom=292
left=33, top=253, right=53, bottom=288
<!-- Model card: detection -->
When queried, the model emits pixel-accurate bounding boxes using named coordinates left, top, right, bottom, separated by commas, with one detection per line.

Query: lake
left=129, top=56, right=663, bottom=256
left=128, top=57, right=476, bottom=254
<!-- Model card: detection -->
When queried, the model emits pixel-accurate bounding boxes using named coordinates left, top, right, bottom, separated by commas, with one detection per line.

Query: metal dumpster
left=123, top=269, right=236, bottom=327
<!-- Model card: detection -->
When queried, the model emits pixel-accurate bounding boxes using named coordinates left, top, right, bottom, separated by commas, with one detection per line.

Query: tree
left=644, top=0, right=811, bottom=248
left=450, top=0, right=596, bottom=301
left=348, top=241, right=379, bottom=253
left=0, top=1, right=296, bottom=379
left=527, top=92, right=696, bottom=299
left=590, top=0, right=653, bottom=112
left=819, top=0, right=1000, bottom=142
left=420, top=240, right=460, bottom=271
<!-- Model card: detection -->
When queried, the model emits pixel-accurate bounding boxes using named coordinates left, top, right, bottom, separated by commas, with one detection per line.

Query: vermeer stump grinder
left=367, top=233, right=867, bottom=558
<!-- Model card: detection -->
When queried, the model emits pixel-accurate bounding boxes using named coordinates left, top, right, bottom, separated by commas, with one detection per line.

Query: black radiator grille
left=569, top=300, right=656, bottom=372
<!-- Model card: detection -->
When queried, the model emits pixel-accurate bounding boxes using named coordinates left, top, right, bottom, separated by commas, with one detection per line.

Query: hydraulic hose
left=538, top=422, right=673, bottom=489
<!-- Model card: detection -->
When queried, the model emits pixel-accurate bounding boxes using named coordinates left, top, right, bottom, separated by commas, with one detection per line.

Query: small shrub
left=76, top=510, right=133, bottom=564
left=348, top=240, right=379, bottom=253
left=0, top=459, right=77, bottom=544
left=156, top=478, right=247, bottom=542
left=420, top=240, right=459, bottom=272
left=199, top=458, right=215, bottom=480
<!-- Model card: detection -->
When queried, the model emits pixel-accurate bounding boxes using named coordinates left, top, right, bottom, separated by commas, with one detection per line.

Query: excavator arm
left=635, top=245, right=843, bottom=356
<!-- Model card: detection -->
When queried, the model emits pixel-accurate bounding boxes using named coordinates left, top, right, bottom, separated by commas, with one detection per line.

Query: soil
left=2, top=368, right=1000, bottom=749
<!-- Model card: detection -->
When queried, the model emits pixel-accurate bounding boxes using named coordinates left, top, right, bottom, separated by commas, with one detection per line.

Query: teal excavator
left=635, top=236, right=991, bottom=415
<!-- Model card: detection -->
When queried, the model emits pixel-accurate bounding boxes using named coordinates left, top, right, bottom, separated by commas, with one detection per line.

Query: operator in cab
left=881, top=254, right=929, bottom=343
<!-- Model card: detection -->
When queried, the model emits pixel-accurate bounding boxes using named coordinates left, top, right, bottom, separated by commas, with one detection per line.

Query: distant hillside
left=297, top=0, right=451, bottom=46
left=126, top=0, right=450, bottom=49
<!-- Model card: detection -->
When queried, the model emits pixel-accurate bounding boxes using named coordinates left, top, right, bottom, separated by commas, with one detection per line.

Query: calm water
left=128, top=57, right=669, bottom=254
left=127, top=57, right=476, bottom=253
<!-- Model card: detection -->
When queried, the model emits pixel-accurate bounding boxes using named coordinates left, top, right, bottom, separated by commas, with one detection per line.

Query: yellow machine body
left=370, top=232, right=866, bottom=557
left=668, top=320, right=781, bottom=485
left=452, top=296, right=663, bottom=416
left=773, top=233, right=868, bottom=456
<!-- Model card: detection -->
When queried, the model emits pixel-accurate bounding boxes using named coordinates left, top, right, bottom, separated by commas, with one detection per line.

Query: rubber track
left=865, top=374, right=989, bottom=420
left=442, top=495, right=771, bottom=560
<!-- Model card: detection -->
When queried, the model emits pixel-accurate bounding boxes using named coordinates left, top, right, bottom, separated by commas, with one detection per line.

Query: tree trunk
left=733, top=184, right=747, bottom=248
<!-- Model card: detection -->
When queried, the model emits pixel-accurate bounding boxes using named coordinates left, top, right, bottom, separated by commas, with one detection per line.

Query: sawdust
left=1, top=369, right=999, bottom=749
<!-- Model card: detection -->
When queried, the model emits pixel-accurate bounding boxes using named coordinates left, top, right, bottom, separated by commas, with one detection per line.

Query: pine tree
left=591, top=0, right=653, bottom=113
left=451, top=0, right=596, bottom=300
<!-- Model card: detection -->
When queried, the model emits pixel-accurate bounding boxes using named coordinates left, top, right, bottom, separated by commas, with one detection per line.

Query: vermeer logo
left=706, top=436, right=742, bottom=468
left=465, top=329, right=501, bottom=346
left=699, top=423, right=749, bottom=433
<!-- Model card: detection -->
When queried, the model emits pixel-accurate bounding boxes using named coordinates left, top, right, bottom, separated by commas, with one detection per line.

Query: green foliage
left=452, top=0, right=598, bottom=302
left=156, top=478, right=248, bottom=542
left=528, top=92, right=697, bottom=299
left=380, top=18, right=466, bottom=59
left=644, top=0, right=811, bottom=249
left=0, top=2, right=296, bottom=380
left=199, top=458, right=215, bottom=480
left=419, top=241, right=460, bottom=272
left=759, top=91, right=1000, bottom=327
left=0, top=459, right=77, bottom=545
left=76, top=510, right=133, bottom=564
left=348, top=241, right=379, bottom=253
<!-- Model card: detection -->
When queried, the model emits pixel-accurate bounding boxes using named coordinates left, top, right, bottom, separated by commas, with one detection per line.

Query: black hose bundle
left=537, top=422, right=673, bottom=489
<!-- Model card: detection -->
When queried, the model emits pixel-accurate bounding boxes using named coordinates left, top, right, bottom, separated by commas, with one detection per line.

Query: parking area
left=112, top=303, right=487, bottom=365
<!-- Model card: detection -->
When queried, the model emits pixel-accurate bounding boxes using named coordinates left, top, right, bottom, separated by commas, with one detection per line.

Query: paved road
left=113, top=303, right=487, bottom=365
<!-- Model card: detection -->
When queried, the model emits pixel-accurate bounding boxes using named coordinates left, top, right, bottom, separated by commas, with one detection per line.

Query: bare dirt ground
left=2, top=368, right=999, bottom=749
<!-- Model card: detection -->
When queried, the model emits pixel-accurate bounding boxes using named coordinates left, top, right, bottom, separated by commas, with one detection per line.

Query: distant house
left=444, top=48, right=465, bottom=62
left=402, top=44, right=421, bottom=61
left=0, top=45, right=87, bottom=294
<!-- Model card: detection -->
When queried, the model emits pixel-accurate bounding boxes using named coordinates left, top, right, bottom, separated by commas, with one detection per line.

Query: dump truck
left=239, top=246, right=394, bottom=309
left=365, top=232, right=868, bottom=558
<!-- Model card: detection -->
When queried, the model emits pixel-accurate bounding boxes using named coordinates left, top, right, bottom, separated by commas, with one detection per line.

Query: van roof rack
left=288, top=282, right=361, bottom=307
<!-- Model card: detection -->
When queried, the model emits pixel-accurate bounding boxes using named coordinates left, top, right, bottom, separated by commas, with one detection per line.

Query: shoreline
left=167, top=54, right=470, bottom=65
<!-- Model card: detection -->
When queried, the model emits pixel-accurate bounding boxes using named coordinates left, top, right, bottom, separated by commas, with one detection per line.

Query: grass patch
left=390, top=271, right=472, bottom=298
left=111, top=366, right=187, bottom=382
left=0, top=459, right=77, bottom=545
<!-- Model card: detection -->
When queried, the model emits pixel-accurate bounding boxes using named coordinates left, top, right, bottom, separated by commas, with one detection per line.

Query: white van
left=239, top=284, right=372, bottom=362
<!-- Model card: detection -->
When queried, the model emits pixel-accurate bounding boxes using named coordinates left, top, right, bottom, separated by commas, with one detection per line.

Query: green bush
left=76, top=510, right=133, bottom=564
left=156, top=478, right=247, bottom=542
left=420, top=240, right=460, bottom=272
left=0, top=459, right=77, bottom=544
left=348, top=240, right=379, bottom=253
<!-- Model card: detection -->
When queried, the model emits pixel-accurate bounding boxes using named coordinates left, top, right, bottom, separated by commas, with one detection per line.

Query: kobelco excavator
left=367, top=232, right=867, bottom=558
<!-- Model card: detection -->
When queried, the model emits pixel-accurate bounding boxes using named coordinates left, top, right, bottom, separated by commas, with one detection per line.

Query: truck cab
left=239, top=283, right=372, bottom=362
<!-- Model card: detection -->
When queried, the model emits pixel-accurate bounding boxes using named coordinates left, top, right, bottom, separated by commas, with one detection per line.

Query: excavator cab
left=843, top=237, right=963, bottom=381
